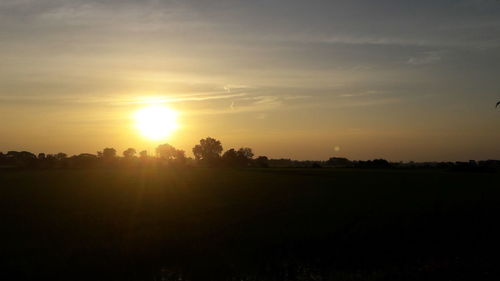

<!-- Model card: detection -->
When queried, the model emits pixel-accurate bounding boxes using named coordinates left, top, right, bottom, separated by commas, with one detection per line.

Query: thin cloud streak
left=112, top=93, right=248, bottom=105
left=183, top=95, right=401, bottom=116
left=0, top=93, right=248, bottom=106
left=407, top=51, right=442, bottom=65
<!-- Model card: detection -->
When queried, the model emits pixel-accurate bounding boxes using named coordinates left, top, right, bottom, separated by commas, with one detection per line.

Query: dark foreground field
left=1, top=167, right=500, bottom=280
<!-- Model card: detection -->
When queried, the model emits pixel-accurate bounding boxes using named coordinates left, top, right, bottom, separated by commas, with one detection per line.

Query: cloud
left=339, top=90, right=390, bottom=98
left=113, top=93, right=247, bottom=105
left=319, top=36, right=429, bottom=47
left=186, top=93, right=312, bottom=116
left=0, top=92, right=248, bottom=106
left=189, top=94, right=300, bottom=116
left=283, top=95, right=311, bottom=100
left=223, top=84, right=253, bottom=93
left=407, top=51, right=442, bottom=65
left=226, top=95, right=282, bottom=112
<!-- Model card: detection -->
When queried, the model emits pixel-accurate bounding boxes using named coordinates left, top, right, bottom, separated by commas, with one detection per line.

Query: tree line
left=0, top=137, right=270, bottom=169
left=2, top=137, right=499, bottom=171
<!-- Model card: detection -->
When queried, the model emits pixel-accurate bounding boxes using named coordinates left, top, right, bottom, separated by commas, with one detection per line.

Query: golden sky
left=1, top=0, right=500, bottom=161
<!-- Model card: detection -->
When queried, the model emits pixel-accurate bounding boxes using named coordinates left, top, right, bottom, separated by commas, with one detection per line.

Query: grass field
left=1, top=167, right=500, bottom=280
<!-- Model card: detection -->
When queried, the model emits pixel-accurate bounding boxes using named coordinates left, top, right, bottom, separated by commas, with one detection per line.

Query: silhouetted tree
left=55, top=152, right=67, bottom=160
left=173, top=149, right=187, bottom=165
left=192, top=137, right=223, bottom=166
left=354, top=159, right=391, bottom=168
left=45, top=154, right=56, bottom=161
left=268, top=158, right=293, bottom=168
left=311, top=162, right=322, bottom=168
left=139, top=150, right=148, bottom=159
left=100, top=148, right=116, bottom=159
left=96, top=148, right=117, bottom=166
left=5, top=151, right=37, bottom=167
left=35, top=153, right=47, bottom=168
left=222, top=149, right=239, bottom=166
left=254, top=156, right=269, bottom=168
left=156, top=144, right=177, bottom=160
left=123, top=148, right=137, bottom=159
left=222, top=147, right=254, bottom=167
left=372, top=159, right=391, bottom=168
left=237, top=147, right=253, bottom=161
left=326, top=157, right=351, bottom=167
left=70, top=153, right=98, bottom=168
left=156, top=144, right=187, bottom=165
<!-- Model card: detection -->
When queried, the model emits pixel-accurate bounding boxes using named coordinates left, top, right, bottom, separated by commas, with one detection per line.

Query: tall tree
left=55, top=152, right=67, bottom=160
left=237, top=147, right=254, bottom=160
left=222, top=147, right=254, bottom=167
left=156, top=144, right=177, bottom=160
left=156, top=144, right=186, bottom=165
left=192, top=137, right=223, bottom=165
left=123, top=148, right=137, bottom=159
left=99, top=148, right=116, bottom=160
left=139, top=150, right=148, bottom=159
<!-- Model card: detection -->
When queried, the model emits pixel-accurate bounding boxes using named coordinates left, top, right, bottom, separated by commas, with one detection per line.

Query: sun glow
left=134, top=105, right=179, bottom=140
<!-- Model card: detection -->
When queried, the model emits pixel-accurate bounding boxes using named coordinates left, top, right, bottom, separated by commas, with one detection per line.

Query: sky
left=1, top=0, right=500, bottom=161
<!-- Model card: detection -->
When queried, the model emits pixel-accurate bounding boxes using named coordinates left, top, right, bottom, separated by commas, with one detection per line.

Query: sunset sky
left=1, top=0, right=500, bottom=161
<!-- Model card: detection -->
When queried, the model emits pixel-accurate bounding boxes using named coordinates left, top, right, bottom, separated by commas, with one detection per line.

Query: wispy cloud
left=407, top=51, right=442, bottom=65
left=223, top=84, right=253, bottom=93
left=112, top=93, right=247, bottom=105
left=187, top=95, right=297, bottom=116
left=283, top=95, right=311, bottom=100
left=228, top=95, right=283, bottom=112
left=0, top=92, right=248, bottom=106
left=339, top=90, right=390, bottom=98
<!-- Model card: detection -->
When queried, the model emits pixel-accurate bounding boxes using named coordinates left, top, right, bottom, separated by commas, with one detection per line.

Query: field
left=1, top=167, right=500, bottom=280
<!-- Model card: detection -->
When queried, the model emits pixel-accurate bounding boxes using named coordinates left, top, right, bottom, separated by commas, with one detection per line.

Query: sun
left=134, top=105, right=179, bottom=140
